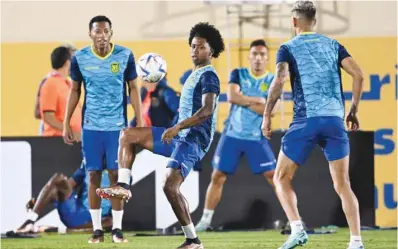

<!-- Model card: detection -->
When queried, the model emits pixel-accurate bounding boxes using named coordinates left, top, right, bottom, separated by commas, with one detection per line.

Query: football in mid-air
left=136, top=52, right=167, bottom=83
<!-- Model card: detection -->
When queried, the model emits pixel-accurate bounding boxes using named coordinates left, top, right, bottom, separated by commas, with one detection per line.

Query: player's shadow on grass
left=215, top=199, right=270, bottom=231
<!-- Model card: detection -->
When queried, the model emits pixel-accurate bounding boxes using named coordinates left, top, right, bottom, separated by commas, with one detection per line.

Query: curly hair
left=189, top=22, right=225, bottom=58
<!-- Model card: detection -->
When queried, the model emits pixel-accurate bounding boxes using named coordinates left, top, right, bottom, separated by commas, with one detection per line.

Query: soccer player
left=195, top=39, right=278, bottom=232
left=63, top=15, right=143, bottom=243
left=97, top=22, right=225, bottom=249
left=16, top=164, right=112, bottom=233
left=261, top=1, right=364, bottom=249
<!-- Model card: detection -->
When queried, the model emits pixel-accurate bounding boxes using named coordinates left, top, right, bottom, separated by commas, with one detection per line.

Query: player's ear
left=110, top=29, right=114, bottom=38
left=292, top=17, right=298, bottom=28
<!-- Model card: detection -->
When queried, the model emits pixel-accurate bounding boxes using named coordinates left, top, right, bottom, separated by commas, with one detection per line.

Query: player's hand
left=256, top=97, right=266, bottom=105
left=346, top=111, right=359, bottom=131
left=261, top=115, right=272, bottom=139
left=136, top=118, right=145, bottom=128
left=62, top=124, right=74, bottom=145
left=143, top=72, right=165, bottom=83
left=161, top=125, right=180, bottom=144
left=73, top=132, right=81, bottom=142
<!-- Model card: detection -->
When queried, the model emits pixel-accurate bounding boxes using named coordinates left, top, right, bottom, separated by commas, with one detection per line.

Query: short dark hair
left=189, top=22, right=225, bottom=58
left=51, top=46, right=71, bottom=70
left=292, top=1, right=316, bottom=21
left=89, top=15, right=112, bottom=31
left=250, top=39, right=268, bottom=49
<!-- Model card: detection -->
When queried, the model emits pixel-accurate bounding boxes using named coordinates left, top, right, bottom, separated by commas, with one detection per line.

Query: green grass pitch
left=2, top=229, right=396, bottom=249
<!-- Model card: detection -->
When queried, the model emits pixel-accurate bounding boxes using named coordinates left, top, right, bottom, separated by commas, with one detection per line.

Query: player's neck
left=296, top=26, right=314, bottom=35
left=250, top=68, right=266, bottom=77
left=94, top=43, right=112, bottom=57
left=194, top=61, right=211, bottom=70
left=55, top=68, right=69, bottom=79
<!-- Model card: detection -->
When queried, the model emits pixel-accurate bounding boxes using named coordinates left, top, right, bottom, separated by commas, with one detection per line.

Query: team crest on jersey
left=110, top=62, right=120, bottom=73
left=260, top=82, right=269, bottom=92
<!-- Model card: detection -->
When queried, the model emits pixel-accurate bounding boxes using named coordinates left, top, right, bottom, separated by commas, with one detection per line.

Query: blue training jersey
left=71, top=164, right=112, bottom=217
left=225, top=68, right=274, bottom=141
left=276, top=32, right=351, bottom=121
left=178, top=65, right=220, bottom=152
left=70, top=44, right=137, bottom=131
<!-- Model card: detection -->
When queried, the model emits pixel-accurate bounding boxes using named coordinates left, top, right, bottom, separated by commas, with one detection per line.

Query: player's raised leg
left=96, top=127, right=156, bottom=200
left=17, top=173, right=73, bottom=233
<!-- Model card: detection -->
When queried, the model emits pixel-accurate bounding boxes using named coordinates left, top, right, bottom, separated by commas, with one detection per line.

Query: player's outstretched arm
left=161, top=93, right=217, bottom=143
left=228, top=83, right=265, bottom=107
left=128, top=79, right=144, bottom=127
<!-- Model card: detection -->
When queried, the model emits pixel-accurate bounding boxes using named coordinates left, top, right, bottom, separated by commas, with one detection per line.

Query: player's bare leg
left=107, top=169, right=128, bottom=243
left=329, top=156, right=363, bottom=249
left=17, top=173, right=72, bottom=233
left=263, top=170, right=275, bottom=187
left=195, top=170, right=226, bottom=231
left=163, top=169, right=203, bottom=249
left=88, top=171, right=104, bottom=243
left=96, top=127, right=154, bottom=200
left=274, top=151, right=308, bottom=249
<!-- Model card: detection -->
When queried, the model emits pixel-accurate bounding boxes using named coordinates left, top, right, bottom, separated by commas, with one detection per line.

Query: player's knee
left=49, top=173, right=64, bottom=185
left=88, top=170, right=102, bottom=184
left=162, top=177, right=178, bottom=197
left=263, top=170, right=275, bottom=182
left=119, top=128, right=139, bottom=146
left=119, top=129, right=128, bottom=145
left=211, top=170, right=227, bottom=186
left=333, top=177, right=351, bottom=195
left=107, top=169, right=118, bottom=183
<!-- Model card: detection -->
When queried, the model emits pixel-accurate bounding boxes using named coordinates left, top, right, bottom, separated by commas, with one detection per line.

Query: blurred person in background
left=39, top=46, right=81, bottom=139
left=35, top=44, right=77, bottom=135
left=195, top=39, right=279, bottom=232
left=262, top=1, right=364, bottom=249
left=130, top=76, right=179, bottom=129
left=15, top=164, right=112, bottom=233
left=180, top=68, right=193, bottom=86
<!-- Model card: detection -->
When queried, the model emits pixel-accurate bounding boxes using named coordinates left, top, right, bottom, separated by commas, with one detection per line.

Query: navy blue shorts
left=282, top=116, right=350, bottom=165
left=152, top=127, right=205, bottom=179
left=212, top=134, right=276, bottom=175
left=82, top=129, right=120, bottom=171
left=54, top=192, right=91, bottom=228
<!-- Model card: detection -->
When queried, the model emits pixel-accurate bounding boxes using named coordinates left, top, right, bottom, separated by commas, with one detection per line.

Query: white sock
left=182, top=223, right=197, bottom=239
left=89, top=209, right=102, bottom=231
left=349, top=235, right=363, bottom=246
left=201, top=209, right=214, bottom=224
left=27, top=210, right=39, bottom=222
left=290, top=220, right=304, bottom=235
left=118, top=168, right=131, bottom=185
left=112, top=210, right=124, bottom=230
